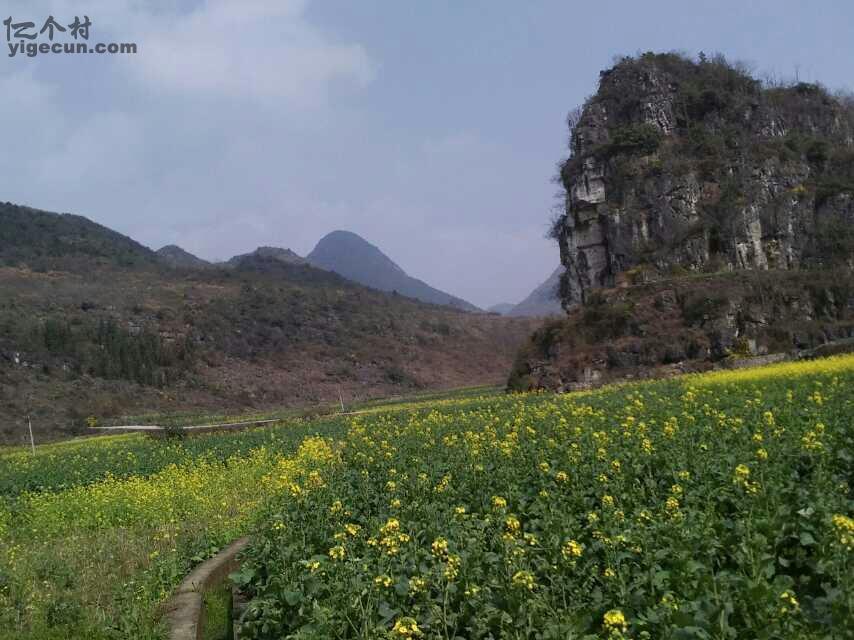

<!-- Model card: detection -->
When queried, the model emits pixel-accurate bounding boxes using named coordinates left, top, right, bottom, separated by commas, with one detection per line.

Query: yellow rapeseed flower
left=831, top=514, right=854, bottom=550
left=374, top=574, right=393, bottom=588
left=391, top=617, right=423, bottom=638
left=779, top=590, right=799, bottom=615
left=431, top=537, right=449, bottom=557
left=562, top=539, right=583, bottom=560
left=408, top=576, right=427, bottom=594
left=444, top=554, right=461, bottom=580
left=603, top=608, right=628, bottom=632
left=504, top=515, right=521, bottom=534
left=660, top=592, right=678, bottom=611
left=511, top=570, right=535, bottom=590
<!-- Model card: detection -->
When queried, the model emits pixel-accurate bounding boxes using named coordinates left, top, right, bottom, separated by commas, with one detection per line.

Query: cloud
left=5, top=0, right=372, bottom=106
left=0, top=69, right=62, bottom=150
left=0, top=1, right=558, bottom=309
left=124, top=0, right=374, bottom=105
left=0, top=0, right=376, bottom=207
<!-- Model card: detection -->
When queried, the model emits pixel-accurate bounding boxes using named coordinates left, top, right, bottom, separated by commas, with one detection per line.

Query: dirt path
left=92, top=411, right=373, bottom=434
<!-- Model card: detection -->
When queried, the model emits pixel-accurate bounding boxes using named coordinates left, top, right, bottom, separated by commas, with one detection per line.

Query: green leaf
left=799, top=531, right=817, bottom=546
left=377, top=601, right=398, bottom=623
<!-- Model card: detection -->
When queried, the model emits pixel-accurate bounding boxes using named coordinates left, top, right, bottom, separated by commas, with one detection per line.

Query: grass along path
left=0, top=429, right=340, bottom=639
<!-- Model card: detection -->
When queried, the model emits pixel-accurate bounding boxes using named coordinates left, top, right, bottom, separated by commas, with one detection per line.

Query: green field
left=237, top=357, right=854, bottom=639
left=1, top=359, right=852, bottom=639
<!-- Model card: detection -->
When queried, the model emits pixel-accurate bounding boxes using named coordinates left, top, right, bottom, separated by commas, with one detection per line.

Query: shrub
left=680, top=293, right=729, bottom=326
left=579, top=295, right=635, bottom=341
left=599, top=123, right=663, bottom=158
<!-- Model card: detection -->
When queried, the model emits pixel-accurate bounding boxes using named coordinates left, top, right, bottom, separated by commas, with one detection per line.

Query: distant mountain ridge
left=306, top=230, right=480, bottom=311
left=487, top=268, right=564, bottom=317
left=487, top=303, right=515, bottom=315
left=509, top=267, right=564, bottom=317
left=227, top=246, right=306, bottom=267
left=1, top=201, right=156, bottom=267
left=0, top=200, right=538, bottom=443
left=1, top=201, right=479, bottom=312
left=157, top=245, right=211, bottom=268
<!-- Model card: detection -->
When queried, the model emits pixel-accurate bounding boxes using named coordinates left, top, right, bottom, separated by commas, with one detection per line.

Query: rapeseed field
left=236, top=355, right=854, bottom=639
left=2, top=356, right=852, bottom=639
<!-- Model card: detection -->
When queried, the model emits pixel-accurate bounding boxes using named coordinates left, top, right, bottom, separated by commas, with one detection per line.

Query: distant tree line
left=3, top=315, right=195, bottom=387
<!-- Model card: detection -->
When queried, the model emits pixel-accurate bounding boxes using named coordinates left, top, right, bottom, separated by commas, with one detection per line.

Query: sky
left=1, top=1, right=853, bottom=308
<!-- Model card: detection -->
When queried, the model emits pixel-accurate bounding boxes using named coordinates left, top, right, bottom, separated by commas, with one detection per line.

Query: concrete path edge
left=163, top=537, right=249, bottom=640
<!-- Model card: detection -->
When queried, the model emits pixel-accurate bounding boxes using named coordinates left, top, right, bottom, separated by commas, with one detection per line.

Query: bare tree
left=566, top=106, right=584, bottom=151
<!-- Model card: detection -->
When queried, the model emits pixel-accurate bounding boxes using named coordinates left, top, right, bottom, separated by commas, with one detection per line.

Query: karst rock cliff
left=510, top=52, right=854, bottom=392
left=554, top=52, right=854, bottom=306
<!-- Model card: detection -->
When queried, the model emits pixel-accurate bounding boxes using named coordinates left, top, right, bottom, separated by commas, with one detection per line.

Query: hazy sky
left=2, top=1, right=853, bottom=307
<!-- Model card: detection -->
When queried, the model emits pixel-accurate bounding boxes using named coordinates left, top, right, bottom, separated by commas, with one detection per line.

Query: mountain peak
left=228, top=246, right=306, bottom=266
left=509, top=267, right=564, bottom=317
left=307, top=230, right=478, bottom=311
left=310, top=231, right=406, bottom=276
left=156, top=244, right=210, bottom=268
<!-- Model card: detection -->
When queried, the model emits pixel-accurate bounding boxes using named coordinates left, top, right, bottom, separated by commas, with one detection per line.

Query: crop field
left=236, top=356, right=854, bottom=639
left=0, top=357, right=852, bottom=639
left=0, top=417, right=348, bottom=639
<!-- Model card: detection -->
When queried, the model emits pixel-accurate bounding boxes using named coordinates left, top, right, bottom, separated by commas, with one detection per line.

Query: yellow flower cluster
left=371, top=518, right=410, bottom=556
left=562, top=539, right=583, bottom=561
left=408, top=576, right=427, bottom=594
left=831, top=514, right=854, bottom=550
left=431, top=536, right=449, bottom=558
left=603, top=608, right=628, bottom=632
left=801, top=423, right=825, bottom=451
left=511, top=570, right=536, bottom=590
left=779, top=590, right=800, bottom=615
left=732, top=463, right=760, bottom=494
left=374, top=574, right=393, bottom=588
left=504, top=515, right=521, bottom=536
left=391, top=617, right=423, bottom=638
left=444, top=554, right=462, bottom=580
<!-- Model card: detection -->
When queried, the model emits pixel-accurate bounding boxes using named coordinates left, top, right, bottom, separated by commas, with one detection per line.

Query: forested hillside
left=0, top=203, right=536, bottom=442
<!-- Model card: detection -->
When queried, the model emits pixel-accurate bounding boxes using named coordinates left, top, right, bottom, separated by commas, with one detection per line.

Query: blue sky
left=1, top=0, right=852, bottom=307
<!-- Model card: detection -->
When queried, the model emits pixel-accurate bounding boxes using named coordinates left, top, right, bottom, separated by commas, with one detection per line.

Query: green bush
left=579, top=295, right=635, bottom=341
left=680, top=294, right=729, bottom=326
left=598, top=123, right=663, bottom=159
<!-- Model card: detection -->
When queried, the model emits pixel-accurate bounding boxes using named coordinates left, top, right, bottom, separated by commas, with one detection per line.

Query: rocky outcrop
left=511, top=53, right=854, bottom=392
left=554, top=53, right=854, bottom=306
left=508, top=269, right=854, bottom=392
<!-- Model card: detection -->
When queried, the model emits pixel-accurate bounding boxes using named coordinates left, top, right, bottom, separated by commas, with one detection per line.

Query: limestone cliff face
left=555, top=53, right=854, bottom=306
